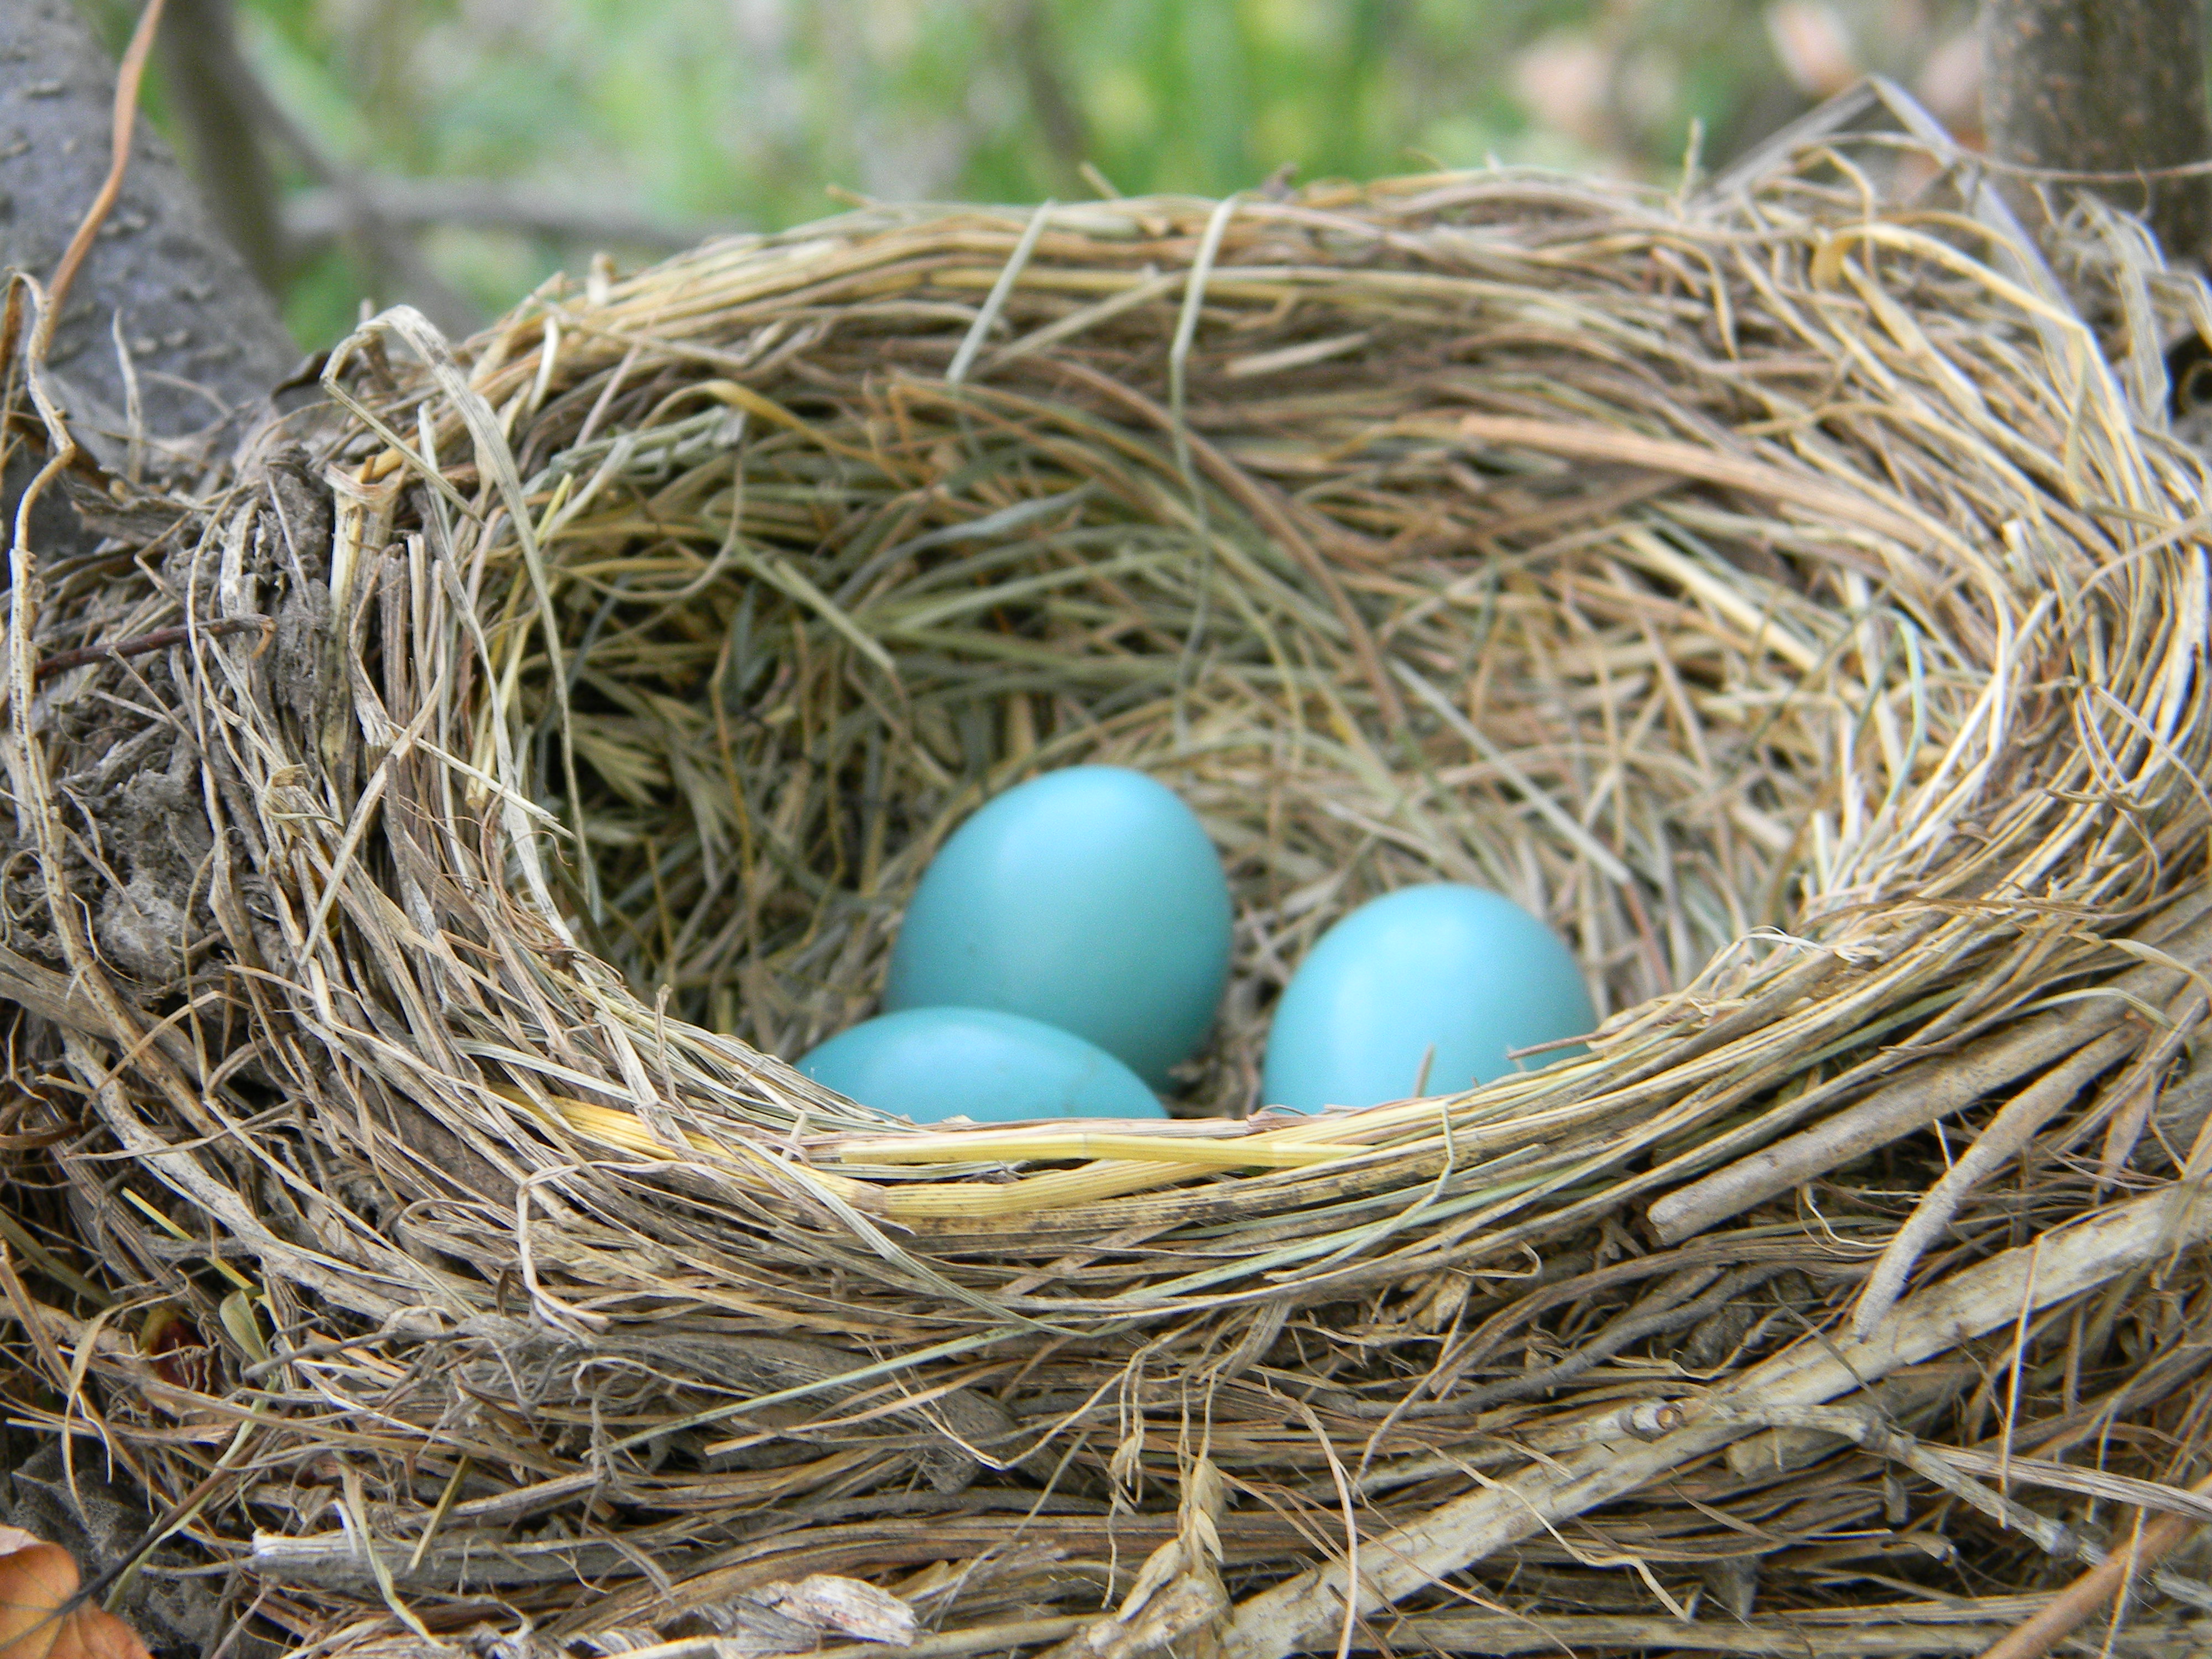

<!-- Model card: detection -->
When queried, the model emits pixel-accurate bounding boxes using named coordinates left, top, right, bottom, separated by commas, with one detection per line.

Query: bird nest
left=4, top=90, right=2212, bottom=1659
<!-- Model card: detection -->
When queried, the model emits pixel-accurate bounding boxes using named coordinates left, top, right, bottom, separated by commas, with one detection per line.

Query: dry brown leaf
left=0, top=1527, right=76, bottom=1659
left=0, top=1525, right=152, bottom=1659
left=54, top=1606, right=147, bottom=1659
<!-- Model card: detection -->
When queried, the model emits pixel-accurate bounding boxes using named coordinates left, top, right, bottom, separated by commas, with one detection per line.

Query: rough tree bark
left=1981, top=0, right=2212, bottom=267
left=1, top=0, right=296, bottom=554
left=0, top=18, right=297, bottom=1646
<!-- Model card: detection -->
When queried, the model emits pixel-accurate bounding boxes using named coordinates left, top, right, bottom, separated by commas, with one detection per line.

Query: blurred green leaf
left=89, top=0, right=1980, bottom=346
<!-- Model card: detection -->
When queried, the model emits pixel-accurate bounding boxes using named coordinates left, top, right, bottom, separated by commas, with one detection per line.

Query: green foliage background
left=95, top=0, right=1977, bottom=347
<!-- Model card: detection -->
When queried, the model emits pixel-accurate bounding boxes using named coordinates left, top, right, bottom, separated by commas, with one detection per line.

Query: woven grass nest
left=6, top=91, right=2212, bottom=1659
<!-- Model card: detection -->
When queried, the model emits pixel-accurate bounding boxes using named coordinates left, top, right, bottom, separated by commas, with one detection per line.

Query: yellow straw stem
left=835, top=1132, right=1367, bottom=1169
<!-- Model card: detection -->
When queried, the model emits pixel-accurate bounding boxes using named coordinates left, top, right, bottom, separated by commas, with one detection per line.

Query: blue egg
left=884, top=766, right=1233, bottom=1087
left=1260, top=884, right=1596, bottom=1113
left=799, top=1006, right=1164, bottom=1123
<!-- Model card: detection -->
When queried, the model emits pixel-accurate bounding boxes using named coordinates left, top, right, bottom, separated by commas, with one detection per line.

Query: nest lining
left=500, top=270, right=1884, bottom=1106
left=3, top=105, right=2211, bottom=1659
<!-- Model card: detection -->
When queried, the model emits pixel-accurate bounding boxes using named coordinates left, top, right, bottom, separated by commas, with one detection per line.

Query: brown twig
left=12, top=0, right=170, bottom=707
left=1849, top=1022, right=2144, bottom=1337
left=1453, top=1262, right=1786, bottom=1411
left=39, top=0, right=169, bottom=345
left=1976, top=1475, right=2212, bottom=1659
left=1649, top=897, right=2212, bottom=1245
left=283, top=178, right=744, bottom=252
left=32, top=616, right=273, bottom=682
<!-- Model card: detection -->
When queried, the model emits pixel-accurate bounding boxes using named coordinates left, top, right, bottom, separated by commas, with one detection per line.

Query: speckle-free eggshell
left=884, top=766, right=1233, bottom=1087
left=798, top=1006, right=1164, bottom=1122
left=1261, top=884, right=1595, bottom=1113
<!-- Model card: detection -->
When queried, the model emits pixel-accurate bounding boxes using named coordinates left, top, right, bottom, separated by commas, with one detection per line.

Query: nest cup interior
left=508, top=224, right=1892, bottom=1115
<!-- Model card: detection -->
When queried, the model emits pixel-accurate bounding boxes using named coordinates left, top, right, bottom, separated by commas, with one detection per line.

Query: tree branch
left=153, top=0, right=285, bottom=291
left=1980, top=0, right=2212, bottom=267
left=185, top=0, right=485, bottom=339
left=0, top=0, right=295, bottom=555
left=1221, top=1183, right=2212, bottom=1659
left=281, top=176, right=744, bottom=253
left=1976, top=1475, right=2212, bottom=1659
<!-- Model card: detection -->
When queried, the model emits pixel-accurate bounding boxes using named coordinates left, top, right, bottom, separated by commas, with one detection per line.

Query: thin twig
left=40, top=0, right=169, bottom=336
left=1976, top=1473, right=2212, bottom=1659
left=33, top=616, right=273, bottom=682
left=1851, top=1023, right=2142, bottom=1336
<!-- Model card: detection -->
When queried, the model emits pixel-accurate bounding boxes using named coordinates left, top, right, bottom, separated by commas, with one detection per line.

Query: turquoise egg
left=798, top=1006, right=1163, bottom=1123
left=1260, top=884, right=1596, bottom=1113
left=884, top=766, right=1233, bottom=1087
